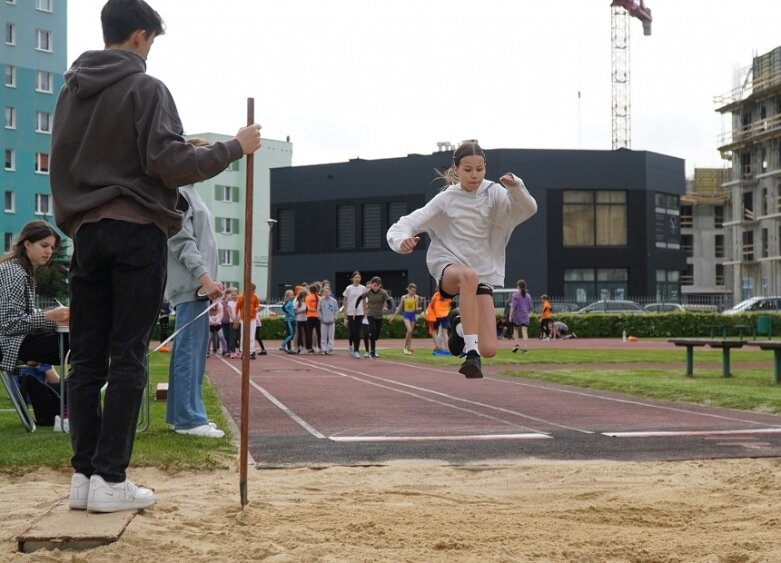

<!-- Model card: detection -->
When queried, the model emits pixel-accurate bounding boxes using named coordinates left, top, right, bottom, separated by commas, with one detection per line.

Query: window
left=35, top=152, right=49, bottom=174
left=4, top=148, right=15, bottom=170
left=715, top=264, right=725, bottom=286
left=387, top=201, right=407, bottom=227
left=218, top=249, right=239, bottom=266
left=680, top=205, right=693, bottom=228
left=761, top=228, right=769, bottom=258
left=681, top=234, right=693, bottom=257
left=743, top=191, right=754, bottom=220
left=215, top=217, right=239, bottom=234
left=715, top=234, right=724, bottom=258
left=214, top=184, right=239, bottom=202
left=742, top=230, right=754, bottom=261
left=714, top=205, right=724, bottom=228
left=34, top=193, right=50, bottom=215
left=36, top=71, right=52, bottom=93
left=563, top=268, right=628, bottom=302
left=4, top=64, right=16, bottom=87
left=361, top=203, right=381, bottom=249
left=337, top=204, right=356, bottom=250
left=562, top=190, right=627, bottom=247
left=681, top=264, right=693, bottom=286
left=4, top=190, right=15, bottom=212
left=656, top=270, right=679, bottom=302
left=36, top=0, right=53, bottom=12
left=36, top=29, right=52, bottom=52
left=277, top=209, right=295, bottom=253
left=5, top=23, right=15, bottom=46
left=3, top=233, right=13, bottom=253
left=36, top=111, right=51, bottom=133
left=5, top=107, right=15, bottom=129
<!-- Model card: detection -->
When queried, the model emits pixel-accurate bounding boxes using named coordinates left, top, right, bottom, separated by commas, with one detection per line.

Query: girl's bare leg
left=476, top=294, right=497, bottom=357
left=440, top=265, right=478, bottom=335
left=404, top=319, right=414, bottom=349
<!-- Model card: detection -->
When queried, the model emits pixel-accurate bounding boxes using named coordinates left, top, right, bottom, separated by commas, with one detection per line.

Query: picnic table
left=668, top=338, right=746, bottom=378
left=743, top=341, right=781, bottom=384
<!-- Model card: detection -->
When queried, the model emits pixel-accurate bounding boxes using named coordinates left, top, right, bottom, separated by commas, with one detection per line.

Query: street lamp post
left=266, top=218, right=277, bottom=303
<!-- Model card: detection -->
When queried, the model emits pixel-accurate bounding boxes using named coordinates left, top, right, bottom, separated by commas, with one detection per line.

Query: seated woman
left=0, top=220, right=70, bottom=426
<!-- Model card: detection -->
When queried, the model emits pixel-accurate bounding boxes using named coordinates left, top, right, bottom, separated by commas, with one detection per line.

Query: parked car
left=575, top=300, right=643, bottom=314
left=259, top=303, right=285, bottom=318
left=723, top=296, right=781, bottom=315
left=643, top=303, right=686, bottom=313
left=532, top=302, right=581, bottom=314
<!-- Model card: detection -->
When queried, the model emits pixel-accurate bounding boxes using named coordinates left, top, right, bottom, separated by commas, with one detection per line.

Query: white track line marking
left=603, top=428, right=781, bottom=438
left=218, top=358, right=326, bottom=439
left=330, top=433, right=551, bottom=442
left=283, top=356, right=591, bottom=434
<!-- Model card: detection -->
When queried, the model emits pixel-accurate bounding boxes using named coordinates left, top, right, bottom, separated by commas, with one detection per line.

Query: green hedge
left=151, top=312, right=781, bottom=342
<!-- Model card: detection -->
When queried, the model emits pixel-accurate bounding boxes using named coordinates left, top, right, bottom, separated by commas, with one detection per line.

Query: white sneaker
left=69, top=472, right=90, bottom=510
left=53, top=415, right=69, bottom=433
left=87, top=475, right=155, bottom=513
left=175, top=424, right=225, bottom=438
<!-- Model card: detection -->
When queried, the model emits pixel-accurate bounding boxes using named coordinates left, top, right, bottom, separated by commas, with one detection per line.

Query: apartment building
left=716, top=46, right=781, bottom=301
left=188, top=132, right=292, bottom=296
left=680, top=168, right=732, bottom=307
left=1, top=0, right=66, bottom=249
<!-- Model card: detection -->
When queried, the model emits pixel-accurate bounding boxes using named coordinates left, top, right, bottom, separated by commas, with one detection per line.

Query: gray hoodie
left=165, top=187, right=218, bottom=308
left=50, top=49, right=243, bottom=238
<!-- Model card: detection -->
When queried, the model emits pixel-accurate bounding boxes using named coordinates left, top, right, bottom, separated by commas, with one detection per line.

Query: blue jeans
left=282, top=319, right=295, bottom=349
left=68, top=220, right=166, bottom=483
left=166, top=300, right=210, bottom=430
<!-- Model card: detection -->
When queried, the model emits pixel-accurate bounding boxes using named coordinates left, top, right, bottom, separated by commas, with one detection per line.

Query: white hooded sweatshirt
left=386, top=174, right=537, bottom=288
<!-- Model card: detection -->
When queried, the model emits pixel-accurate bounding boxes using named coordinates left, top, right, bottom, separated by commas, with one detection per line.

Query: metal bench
left=668, top=338, right=746, bottom=378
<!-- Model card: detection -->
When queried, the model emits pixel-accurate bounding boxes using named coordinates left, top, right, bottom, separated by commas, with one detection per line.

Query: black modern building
left=268, top=148, right=686, bottom=304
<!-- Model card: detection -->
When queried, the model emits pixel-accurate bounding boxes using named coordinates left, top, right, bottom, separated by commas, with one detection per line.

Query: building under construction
left=680, top=168, right=731, bottom=307
left=716, top=46, right=781, bottom=301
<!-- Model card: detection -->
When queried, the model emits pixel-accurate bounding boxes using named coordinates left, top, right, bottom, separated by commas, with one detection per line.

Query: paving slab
left=16, top=499, right=138, bottom=553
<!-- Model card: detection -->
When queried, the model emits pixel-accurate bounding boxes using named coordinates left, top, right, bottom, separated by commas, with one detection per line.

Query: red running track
left=204, top=341, right=781, bottom=467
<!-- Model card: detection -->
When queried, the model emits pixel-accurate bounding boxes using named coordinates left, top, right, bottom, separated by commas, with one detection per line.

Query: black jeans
left=67, top=220, right=166, bottom=483
left=368, top=316, right=383, bottom=353
left=348, top=315, right=364, bottom=352
left=17, top=331, right=67, bottom=366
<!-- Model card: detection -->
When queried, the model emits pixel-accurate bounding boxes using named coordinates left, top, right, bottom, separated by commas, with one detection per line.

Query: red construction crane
left=611, top=0, right=652, bottom=150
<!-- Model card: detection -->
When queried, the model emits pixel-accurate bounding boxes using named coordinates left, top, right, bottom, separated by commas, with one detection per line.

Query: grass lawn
left=379, top=345, right=781, bottom=414
left=0, top=353, right=233, bottom=474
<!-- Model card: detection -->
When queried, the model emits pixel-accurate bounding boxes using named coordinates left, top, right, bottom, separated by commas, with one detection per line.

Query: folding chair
left=0, top=364, right=37, bottom=432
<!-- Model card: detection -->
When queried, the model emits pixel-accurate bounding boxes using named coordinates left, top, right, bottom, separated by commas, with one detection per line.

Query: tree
left=34, top=240, right=70, bottom=300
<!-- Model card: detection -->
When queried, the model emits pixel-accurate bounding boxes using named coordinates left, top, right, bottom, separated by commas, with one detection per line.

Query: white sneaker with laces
left=175, top=424, right=225, bottom=438
left=69, top=472, right=90, bottom=510
left=87, top=475, right=155, bottom=513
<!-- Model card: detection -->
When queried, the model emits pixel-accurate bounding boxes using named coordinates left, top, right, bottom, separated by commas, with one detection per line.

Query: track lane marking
left=603, top=428, right=781, bottom=438
left=280, top=356, right=592, bottom=434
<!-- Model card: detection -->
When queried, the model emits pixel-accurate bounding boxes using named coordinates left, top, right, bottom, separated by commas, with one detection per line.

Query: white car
left=723, top=296, right=781, bottom=315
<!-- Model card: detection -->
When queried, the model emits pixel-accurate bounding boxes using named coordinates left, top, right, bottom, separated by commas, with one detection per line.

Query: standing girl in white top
left=387, top=141, right=537, bottom=378
left=341, top=271, right=366, bottom=358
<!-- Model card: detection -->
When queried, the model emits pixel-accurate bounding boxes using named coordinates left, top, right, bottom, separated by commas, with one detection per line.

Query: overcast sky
left=66, top=1, right=781, bottom=176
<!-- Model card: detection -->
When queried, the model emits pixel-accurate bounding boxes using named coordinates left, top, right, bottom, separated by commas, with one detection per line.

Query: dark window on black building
left=337, top=204, right=356, bottom=249
left=362, top=203, right=382, bottom=249
left=277, top=209, right=295, bottom=253
left=387, top=201, right=407, bottom=227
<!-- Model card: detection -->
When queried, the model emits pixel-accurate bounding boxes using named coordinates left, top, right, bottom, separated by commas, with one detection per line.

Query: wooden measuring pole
left=240, top=97, right=255, bottom=507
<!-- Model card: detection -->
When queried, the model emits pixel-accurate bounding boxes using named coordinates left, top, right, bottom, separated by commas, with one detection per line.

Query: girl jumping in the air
left=387, top=141, right=537, bottom=378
